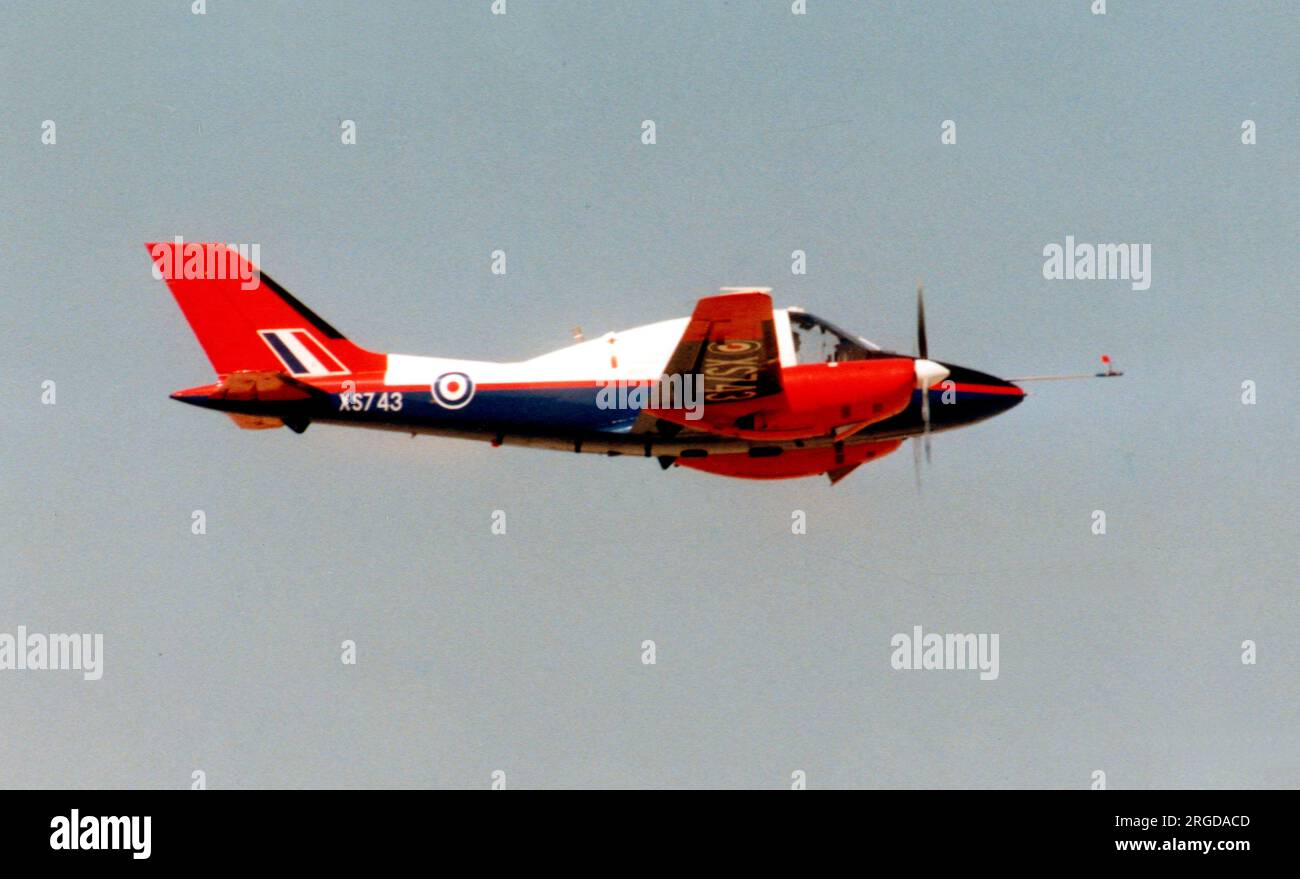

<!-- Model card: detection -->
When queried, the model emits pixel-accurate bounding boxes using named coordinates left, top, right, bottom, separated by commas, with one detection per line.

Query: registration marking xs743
left=339, top=390, right=403, bottom=412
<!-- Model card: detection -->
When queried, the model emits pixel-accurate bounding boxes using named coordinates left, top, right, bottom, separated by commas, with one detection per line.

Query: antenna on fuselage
left=571, top=326, right=585, bottom=342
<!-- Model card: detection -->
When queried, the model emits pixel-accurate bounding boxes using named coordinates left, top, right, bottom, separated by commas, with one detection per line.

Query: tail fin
left=147, top=242, right=385, bottom=378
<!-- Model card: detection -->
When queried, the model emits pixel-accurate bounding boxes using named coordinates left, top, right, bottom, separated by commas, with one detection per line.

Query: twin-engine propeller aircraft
left=148, top=242, right=1119, bottom=483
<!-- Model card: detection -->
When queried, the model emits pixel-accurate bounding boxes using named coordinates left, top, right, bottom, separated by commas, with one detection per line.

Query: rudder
left=147, top=241, right=385, bottom=378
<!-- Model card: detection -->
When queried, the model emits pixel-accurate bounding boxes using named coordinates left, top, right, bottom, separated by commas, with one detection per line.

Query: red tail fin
left=147, top=242, right=385, bottom=378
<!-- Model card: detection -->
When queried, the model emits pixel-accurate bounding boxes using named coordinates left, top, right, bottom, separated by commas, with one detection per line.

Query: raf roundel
left=432, top=371, right=475, bottom=409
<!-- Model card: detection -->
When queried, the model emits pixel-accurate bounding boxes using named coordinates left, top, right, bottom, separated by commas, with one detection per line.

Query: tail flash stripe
left=291, top=330, right=347, bottom=373
left=261, top=332, right=308, bottom=374
left=280, top=332, right=330, bottom=374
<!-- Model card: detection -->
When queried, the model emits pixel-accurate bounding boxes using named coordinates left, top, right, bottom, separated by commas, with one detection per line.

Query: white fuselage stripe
left=279, top=332, right=329, bottom=374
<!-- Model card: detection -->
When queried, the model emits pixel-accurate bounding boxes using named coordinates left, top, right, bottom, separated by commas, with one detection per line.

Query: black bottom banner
left=0, top=790, right=1287, bottom=866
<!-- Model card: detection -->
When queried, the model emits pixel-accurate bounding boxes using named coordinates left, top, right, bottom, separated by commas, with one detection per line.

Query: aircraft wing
left=633, top=290, right=782, bottom=435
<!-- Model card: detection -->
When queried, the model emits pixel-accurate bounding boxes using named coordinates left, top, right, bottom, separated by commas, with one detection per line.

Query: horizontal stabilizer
left=172, top=370, right=319, bottom=404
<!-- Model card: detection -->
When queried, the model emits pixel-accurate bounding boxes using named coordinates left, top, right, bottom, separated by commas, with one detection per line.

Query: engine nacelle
left=647, top=358, right=915, bottom=441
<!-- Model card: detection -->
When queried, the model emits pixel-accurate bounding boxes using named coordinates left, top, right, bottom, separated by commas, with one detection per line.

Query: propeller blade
left=914, top=358, right=947, bottom=459
left=912, top=435, right=923, bottom=492
left=920, top=378, right=933, bottom=465
left=911, top=284, right=944, bottom=480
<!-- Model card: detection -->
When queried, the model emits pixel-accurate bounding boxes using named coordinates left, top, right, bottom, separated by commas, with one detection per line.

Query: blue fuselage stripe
left=312, top=386, right=1020, bottom=436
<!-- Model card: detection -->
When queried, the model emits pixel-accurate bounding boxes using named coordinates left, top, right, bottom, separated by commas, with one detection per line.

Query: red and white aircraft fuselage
left=151, top=242, right=1028, bottom=482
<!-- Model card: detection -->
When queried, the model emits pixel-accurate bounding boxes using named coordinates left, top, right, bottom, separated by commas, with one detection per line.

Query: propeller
left=911, top=284, right=950, bottom=487
left=917, top=283, right=928, bottom=361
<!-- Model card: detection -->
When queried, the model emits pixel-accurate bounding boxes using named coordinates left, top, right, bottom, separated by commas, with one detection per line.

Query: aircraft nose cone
left=927, top=362, right=1026, bottom=425
left=940, top=363, right=1022, bottom=394
left=996, top=385, right=1027, bottom=413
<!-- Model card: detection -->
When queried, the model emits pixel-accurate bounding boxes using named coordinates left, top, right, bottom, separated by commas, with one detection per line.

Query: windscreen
left=790, top=311, right=893, bottom=364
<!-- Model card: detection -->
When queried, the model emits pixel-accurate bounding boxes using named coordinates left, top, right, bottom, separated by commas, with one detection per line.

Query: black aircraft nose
left=942, top=363, right=1023, bottom=394
left=933, top=362, right=1025, bottom=421
left=859, top=359, right=1025, bottom=437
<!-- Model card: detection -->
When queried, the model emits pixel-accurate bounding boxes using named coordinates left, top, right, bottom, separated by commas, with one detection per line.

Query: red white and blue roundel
left=432, top=372, right=475, bottom=409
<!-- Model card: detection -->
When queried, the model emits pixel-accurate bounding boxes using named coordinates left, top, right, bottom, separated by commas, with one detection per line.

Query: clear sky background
left=2, top=1, right=1295, bottom=788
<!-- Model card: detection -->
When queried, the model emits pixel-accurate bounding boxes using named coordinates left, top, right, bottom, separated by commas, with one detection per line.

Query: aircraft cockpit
left=788, top=309, right=893, bottom=364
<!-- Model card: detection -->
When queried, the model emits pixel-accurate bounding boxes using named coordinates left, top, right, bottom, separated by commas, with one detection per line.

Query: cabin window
left=790, top=312, right=889, bottom=364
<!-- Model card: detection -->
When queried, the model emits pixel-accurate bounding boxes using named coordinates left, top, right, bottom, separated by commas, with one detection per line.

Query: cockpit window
left=789, top=311, right=889, bottom=364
